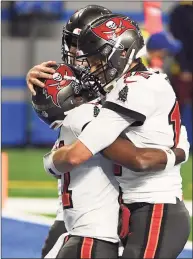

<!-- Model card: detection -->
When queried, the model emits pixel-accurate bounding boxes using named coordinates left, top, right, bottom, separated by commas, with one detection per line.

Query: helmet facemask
left=61, top=27, right=81, bottom=64
left=77, top=37, right=145, bottom=95
left=76, top=40, right=135, bottom=94
left=76, top=14, right=146, bottom=94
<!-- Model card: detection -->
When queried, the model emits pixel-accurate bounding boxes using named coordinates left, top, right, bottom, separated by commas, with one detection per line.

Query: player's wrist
left=172, top=147, right=186, bottom=165
left=43, top=151, right=62, bottom=178
left=162, top=149, right=176, bottom=170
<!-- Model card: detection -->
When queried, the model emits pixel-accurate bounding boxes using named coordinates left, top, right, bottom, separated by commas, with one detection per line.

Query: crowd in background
left=10, top=1, right=192, bottom=111
left=3, top=1, right=193, bottom=147
left=144, top=1, right=193, bottom=114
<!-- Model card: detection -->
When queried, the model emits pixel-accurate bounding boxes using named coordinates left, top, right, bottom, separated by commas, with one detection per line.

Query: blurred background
left=1, top=1, right=192, bottom=258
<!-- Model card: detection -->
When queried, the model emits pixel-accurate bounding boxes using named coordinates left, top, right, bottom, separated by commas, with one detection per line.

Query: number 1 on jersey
left=169, top=100, right=181, bottom=147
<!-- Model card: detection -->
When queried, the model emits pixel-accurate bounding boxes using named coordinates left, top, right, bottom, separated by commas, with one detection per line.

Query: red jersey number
left=62, top=172, right=73, bottom=209
left=59, top=140, right=73, bottom=209
left=168, top=100, right=181, bottom=147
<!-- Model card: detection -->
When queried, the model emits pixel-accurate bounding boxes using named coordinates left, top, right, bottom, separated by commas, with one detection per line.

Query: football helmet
left=77, top=14, right=145, bottom=91
left=61, top=5, right=112, bottom=63
left=32, top=63, right=99, bottom=127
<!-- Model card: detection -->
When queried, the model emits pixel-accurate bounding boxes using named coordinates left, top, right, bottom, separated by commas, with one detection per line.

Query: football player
left=49, top=14, right=191, bottom=258
left=34, top=62, right=189, bottom=259
left=27, top=5, right=113, bottom=258
left=33, top=62, right=122, bottom=259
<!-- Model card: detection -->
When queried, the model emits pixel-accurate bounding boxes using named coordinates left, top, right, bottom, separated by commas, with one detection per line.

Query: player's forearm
left=53, top=140, right=93, bottom=172
left=102, top=137, right=185, bottom=172
left=132, top=147, right=185, bottom=172
left=102, top=137, right=166, bottom=172
left=52, top=146, right=75, bottom=173
left=43, top=149, right=71, bottom=177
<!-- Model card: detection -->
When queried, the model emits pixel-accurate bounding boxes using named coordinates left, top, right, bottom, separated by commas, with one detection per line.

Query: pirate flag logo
left=93, top=105, right=100, bottom=117
left=91, top=16, right=136, bottom=42
left=118, top=85, right=129, bottom=102
left=44, top=64, right=74, bottom=107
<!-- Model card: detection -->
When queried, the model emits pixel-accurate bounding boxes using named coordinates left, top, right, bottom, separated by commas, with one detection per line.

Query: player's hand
left=26, top=61, right=57, bottom=96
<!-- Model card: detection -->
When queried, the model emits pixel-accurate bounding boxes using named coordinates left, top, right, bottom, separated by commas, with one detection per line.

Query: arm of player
left=43, top=139, right=64, bottom=178
left=102, top=125, right=190, bottom=172
left=51, top=108, right=135, bottom=173
left=44, top=124, right=189, bottom=176
left=172, top=125, right=190, bottom=163
left=50, top=82, right=156, bottom=172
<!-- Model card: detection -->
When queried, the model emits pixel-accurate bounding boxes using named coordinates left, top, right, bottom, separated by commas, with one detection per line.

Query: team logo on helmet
left=91, top=16, right=136, bottom=42
left=44, top=64, right=74, bottom=107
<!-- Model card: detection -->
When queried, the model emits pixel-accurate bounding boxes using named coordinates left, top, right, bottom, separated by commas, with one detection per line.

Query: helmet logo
left=92, top=17, right=136, bottom=41
left=44, top=64, right=74, bottom=107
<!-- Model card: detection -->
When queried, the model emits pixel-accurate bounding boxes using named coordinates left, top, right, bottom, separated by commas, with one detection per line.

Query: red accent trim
left=119, top=204, right=131, bottom=239
left=64, top=235, right=69, bottom=244
left=134, top=71, right=152, bottom=79
left=143, top=204, right=164, bottom=258
left=81, top=237, right=94, bottom=259
left=114, top=164, right=122, bottom=176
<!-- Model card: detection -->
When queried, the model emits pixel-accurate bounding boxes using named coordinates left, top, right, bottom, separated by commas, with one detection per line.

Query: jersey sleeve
left=63, top=103, right=102, bottom=139
left=103, top=77, right=156, bottom=123
left=78, top=78, right=156, bottom=155
left=78, top=106, right=135, bottom=155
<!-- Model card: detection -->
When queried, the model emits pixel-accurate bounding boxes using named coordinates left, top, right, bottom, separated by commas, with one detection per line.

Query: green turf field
left=4, top=148, right=58, bottom=198
left=2, top=148, right=193, bottom=241
left=2, top=148, right=193, bottom=200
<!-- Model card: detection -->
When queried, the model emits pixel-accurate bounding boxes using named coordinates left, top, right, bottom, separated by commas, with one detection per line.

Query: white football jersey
left=48, top=140, right=64, bottom=221
left=51, top=103, right=120, bottom=243
left=56, top=179, right=64, bottom=221
left=78, top=69, right=183, bottom=204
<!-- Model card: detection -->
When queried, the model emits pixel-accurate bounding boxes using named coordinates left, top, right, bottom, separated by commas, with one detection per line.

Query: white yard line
left=3, top=198, right=59, bottom=215
left=2, top=210, right=54, bottom=226
left=2, top=210, right=192, bottom=258
left=2, top=203, right=192, bottom=256
left=185, top=241, right=193, bottom=250
left=3, top=198, right=192, bottom=217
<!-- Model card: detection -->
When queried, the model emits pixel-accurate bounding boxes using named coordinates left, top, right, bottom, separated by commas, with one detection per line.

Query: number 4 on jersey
left=169, top=100, right=181, bottom=147
left=62, top=172, right=73, bottom=209
left=59, top=140, right=73, bottom=209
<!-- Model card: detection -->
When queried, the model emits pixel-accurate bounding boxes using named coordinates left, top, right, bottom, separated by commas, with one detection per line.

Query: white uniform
left=44, top=103, right=120, bottom=243
left=56, top=179, right=63, bottom=221
left=49, top=140, right=64, bottom=221
left=78, top=70, right=184, bottom=204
